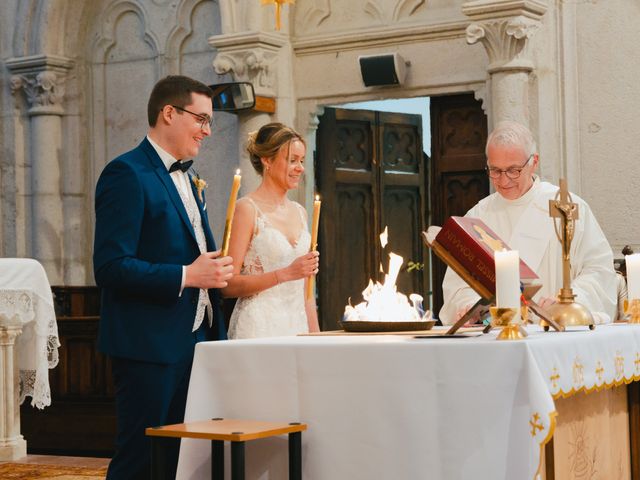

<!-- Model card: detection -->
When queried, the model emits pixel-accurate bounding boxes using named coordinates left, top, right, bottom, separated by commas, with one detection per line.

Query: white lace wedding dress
left=228, top=199, right=311, bottom=339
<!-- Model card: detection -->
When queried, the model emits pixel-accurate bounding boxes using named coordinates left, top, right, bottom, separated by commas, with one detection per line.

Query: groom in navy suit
left=94, top=75, right=234, bottom=479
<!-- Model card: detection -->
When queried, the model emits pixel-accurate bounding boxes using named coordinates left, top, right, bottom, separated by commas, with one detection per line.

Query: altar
left=0, top=258, right=59, bottom=460
left=177, top=325, right=640, bottom=479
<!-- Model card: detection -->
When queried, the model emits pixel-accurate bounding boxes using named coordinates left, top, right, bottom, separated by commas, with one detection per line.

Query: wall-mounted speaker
left=358, top=53, right=408, bottom=87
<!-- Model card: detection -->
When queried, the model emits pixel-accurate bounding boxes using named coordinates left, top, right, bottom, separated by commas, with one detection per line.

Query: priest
left=439, top=121, right=617, bottom=325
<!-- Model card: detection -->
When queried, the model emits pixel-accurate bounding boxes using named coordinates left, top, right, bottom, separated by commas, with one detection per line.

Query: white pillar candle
left=626, top=254, right=640, bottom=300
left=494, top=250, right=521, bottom=308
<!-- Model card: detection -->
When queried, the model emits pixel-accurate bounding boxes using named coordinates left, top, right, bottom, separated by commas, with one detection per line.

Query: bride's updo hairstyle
left=247, top=122, right=306, bottom=176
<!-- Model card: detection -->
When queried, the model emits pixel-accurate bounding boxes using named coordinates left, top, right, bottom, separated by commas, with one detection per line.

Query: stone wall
left=0, top=0, right=239, bottom=284
left=574, top=0, right=640, bottom=253
left=1, top=0, right=639, bottom=286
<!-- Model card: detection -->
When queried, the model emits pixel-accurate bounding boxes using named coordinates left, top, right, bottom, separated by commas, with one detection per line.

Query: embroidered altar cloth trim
left=0, top=259, right=60, bottom=409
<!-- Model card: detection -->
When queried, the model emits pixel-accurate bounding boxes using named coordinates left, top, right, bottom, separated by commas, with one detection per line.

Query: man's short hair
left=486, top=121, right=537, bottom=157
left=147, top=75, right=213, bottom=127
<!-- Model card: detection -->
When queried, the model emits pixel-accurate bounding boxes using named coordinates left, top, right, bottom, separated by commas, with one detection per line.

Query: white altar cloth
left=0, top=258, right=59, bottom=408
left=177, top=325, right=640, bottom=480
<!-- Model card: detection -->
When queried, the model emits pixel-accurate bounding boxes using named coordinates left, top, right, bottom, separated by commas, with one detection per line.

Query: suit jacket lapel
left=189, top=175, right=217, bottom=250
left=139, top=139, right=198, bottom=244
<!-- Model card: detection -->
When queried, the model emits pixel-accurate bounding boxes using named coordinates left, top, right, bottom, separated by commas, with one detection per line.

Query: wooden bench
left=146, top=418, right=307, bottom=480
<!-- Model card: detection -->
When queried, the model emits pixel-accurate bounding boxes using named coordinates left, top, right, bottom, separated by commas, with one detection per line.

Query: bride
left=223, top=123, right=320, bottom=338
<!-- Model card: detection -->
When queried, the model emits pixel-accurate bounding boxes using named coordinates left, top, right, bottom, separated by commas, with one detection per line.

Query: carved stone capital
left=462, top=0, right=546, bottom=73
left=466, top=15, right=540, bottom=73
left=6, top=55, right=73, bottom=115
left=210, top=32, right=287, bottom=97
left=10, top=71, right=67, bottom=114
left=213, top=49, right=279, bottom=94
left=0, top=325, right=23, bottom=346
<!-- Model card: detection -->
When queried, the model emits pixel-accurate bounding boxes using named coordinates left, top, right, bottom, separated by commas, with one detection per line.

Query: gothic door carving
left=430, top=94, right=489, bottom=316
left=316, top=107, right=428, bottom=330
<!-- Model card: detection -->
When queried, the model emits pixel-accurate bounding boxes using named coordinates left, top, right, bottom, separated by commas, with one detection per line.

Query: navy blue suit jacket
left=93, top=138, right=226, bottom=364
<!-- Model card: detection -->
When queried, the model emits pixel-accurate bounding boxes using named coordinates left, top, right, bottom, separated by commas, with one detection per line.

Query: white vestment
left=439, top=177, right=617, bottom=325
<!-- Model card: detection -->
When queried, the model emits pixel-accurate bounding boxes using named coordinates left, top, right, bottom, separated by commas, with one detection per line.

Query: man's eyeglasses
left=171, top=105, right=213, bottom=130
left=485, top=154, right=533, bottom=180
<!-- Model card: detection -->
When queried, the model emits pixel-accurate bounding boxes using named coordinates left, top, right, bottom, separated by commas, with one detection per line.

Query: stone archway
left=211, top=0, right=548, bottom=210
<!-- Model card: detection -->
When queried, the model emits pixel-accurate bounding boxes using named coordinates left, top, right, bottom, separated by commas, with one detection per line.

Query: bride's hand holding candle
left=275, top=251, right=319, bottom=283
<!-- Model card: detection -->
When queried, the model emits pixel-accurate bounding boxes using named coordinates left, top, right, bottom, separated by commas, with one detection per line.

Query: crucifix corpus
left=545, top=178, right=595, bottom=330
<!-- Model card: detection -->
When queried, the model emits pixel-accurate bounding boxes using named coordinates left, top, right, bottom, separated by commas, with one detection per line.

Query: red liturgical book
left=434, top=216, right=539, bottom=296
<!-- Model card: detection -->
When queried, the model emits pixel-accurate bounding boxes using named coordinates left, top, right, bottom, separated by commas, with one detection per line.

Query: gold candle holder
left=489, top=306, right=527, bottom=340
left=626, top=298, right=640, bottom=324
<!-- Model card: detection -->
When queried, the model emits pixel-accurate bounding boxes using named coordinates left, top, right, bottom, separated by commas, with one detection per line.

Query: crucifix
left=549, top=179, right=578, bottom=303
left=261, top=0, right=295, bottom=31
left=546, top=178, right=595, bottom=329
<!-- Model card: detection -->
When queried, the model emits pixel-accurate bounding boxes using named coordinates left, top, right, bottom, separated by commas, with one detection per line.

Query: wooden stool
left=145, top=418, right=307, bottom=480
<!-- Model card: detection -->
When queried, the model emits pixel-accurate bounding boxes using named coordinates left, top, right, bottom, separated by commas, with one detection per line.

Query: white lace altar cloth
left=0, top=259, right=60, bottom=409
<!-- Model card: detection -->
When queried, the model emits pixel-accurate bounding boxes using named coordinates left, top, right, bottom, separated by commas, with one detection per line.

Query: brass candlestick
left=545, top=179, right=595, bottom=330
left=489, top=306, right=527, bottom=340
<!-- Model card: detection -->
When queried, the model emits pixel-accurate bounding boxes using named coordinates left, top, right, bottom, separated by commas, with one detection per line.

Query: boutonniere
left=191, top=173, right=208, bottom=203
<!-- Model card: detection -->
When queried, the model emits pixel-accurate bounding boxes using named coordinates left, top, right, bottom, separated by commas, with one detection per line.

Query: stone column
left=462, top=0, right=547, bottom=126
left=210, top=32, right=289, bottom=194
left=0, top=324, right=26, bottom=460
left=235, top=110, right=273, bottom=193
left=295, top=102, right=325, bottom=207
left=7, top=55, right=74, bottom=285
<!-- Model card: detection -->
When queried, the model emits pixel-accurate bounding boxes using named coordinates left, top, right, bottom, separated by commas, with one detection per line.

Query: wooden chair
left=146, top=418, right=307, bottom=480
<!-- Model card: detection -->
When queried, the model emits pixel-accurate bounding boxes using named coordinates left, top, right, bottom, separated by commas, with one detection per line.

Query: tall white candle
left=626, top=253, right=640, bottom=300
left=494, top=250, right=520, bottom=308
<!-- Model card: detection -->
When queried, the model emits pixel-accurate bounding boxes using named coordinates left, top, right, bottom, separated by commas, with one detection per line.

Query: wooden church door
left=430, top=93, right=489, bottom=316
left=316, top=107, right=428, bottom=330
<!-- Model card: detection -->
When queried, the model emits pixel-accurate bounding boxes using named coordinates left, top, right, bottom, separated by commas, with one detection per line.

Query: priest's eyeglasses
left=171, top=105, right=213, bottom=129
left=485, top=155, right=533, bottom=180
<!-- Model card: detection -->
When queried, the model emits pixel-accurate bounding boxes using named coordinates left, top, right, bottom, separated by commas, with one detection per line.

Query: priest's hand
left=537, top=296, right=557, bottom=309
left=455, top=304, right=482, bottom=327
left=185, top=251, right=234, bottom=289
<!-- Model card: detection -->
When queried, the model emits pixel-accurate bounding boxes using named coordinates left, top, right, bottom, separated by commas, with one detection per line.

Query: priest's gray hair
left=485, top=121, right=537, bottom=158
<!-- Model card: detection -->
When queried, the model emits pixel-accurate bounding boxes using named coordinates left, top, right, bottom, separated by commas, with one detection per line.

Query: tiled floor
left=2, top=454, right=110, bottom=468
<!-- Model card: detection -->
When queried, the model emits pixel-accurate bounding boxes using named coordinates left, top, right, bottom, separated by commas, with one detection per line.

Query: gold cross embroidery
left=549, top=367, right=560, bottom=390
left=530, top=413, right=544, bottom=437
left=595, top=360, right=604, bottom=383
left=634, top=352, right=640, bottom=375
left=615, top=351, right=625, bottom=380
left=572, top=357, right=584, bottom=387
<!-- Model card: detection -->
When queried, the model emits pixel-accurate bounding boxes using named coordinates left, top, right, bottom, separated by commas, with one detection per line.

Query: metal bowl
left=340, top=320, right=436, bottom=332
